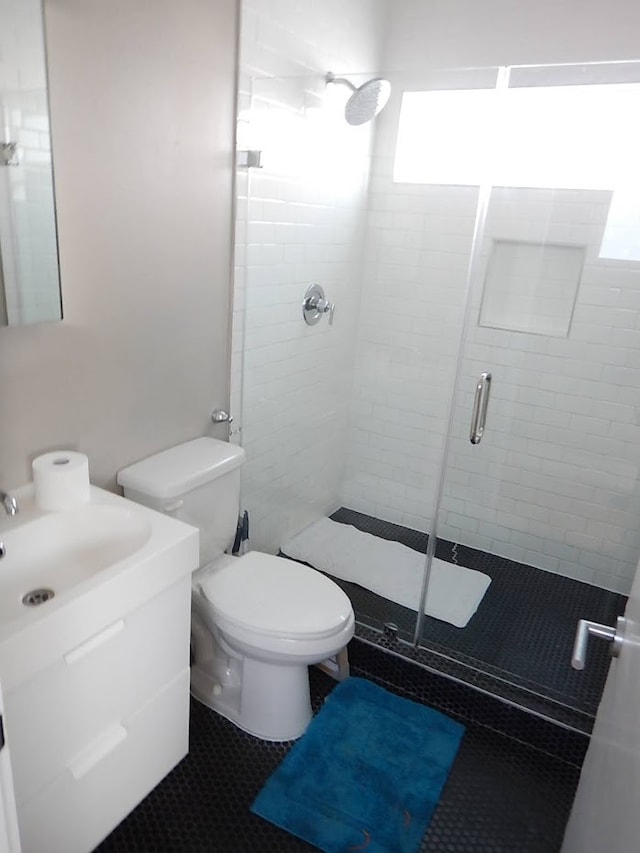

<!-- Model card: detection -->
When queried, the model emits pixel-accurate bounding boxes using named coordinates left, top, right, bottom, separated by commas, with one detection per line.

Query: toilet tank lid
left=117, top=437, right=245, bottom=499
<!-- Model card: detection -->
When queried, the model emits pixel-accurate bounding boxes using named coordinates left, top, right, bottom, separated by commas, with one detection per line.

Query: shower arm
left=325, top=72, right=357, bottom=92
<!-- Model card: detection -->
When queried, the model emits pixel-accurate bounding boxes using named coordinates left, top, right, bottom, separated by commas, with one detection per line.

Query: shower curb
left=348, top=634, right=590, bottom=768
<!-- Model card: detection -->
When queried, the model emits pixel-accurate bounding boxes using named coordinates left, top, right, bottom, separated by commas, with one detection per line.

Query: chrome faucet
left=0, top=491, right=18, bottom=516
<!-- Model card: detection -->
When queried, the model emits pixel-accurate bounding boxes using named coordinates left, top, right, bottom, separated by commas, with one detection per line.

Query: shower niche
left=479, top=239, right=585, bottom=337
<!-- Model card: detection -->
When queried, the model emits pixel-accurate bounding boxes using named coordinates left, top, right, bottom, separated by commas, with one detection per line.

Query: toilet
left=117, top=437, right=354, bottom=741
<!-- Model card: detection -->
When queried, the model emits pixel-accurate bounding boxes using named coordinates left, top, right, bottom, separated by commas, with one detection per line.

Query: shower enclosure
left=233, top=53, right=640, bottom=725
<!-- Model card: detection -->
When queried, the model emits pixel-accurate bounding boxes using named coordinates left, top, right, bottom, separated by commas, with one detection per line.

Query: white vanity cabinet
left=5, top=576, right=192, bottom=853
left=0, top=486, right=199, bottom=853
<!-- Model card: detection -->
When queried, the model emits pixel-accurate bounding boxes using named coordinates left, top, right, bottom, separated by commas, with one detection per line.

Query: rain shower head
left=326, top=72, right=391, bottom=126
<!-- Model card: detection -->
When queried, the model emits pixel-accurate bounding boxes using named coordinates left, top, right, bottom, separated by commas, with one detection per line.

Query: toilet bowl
left=117, top=437, right=355, bottom=741
left=190, top=551, right=354, bottom=739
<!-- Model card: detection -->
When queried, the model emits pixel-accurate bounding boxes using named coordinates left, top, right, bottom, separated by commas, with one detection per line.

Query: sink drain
left=22, top=588, right=55, bottom=607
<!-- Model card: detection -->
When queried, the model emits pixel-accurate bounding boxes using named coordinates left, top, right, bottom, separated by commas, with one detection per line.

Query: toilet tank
left=117, top=437, right=246, bottom=566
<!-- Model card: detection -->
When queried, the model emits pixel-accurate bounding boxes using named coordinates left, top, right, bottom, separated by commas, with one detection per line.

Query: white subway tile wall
left=341, top=93, right=478, bottom=532
left=232, top=0, right=388, bottom=553
left=0, top=0, right=60, bottom=324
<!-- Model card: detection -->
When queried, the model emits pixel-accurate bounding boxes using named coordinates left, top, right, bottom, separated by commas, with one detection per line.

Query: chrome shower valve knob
left=302, top=283, right=335, bottom=326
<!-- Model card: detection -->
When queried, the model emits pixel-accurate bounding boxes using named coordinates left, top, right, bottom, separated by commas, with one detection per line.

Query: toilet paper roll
left=32, top=451, right=91, bottom=511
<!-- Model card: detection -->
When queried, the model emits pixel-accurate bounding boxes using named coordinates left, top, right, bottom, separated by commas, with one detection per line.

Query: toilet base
left=189, top=583, right=353, bottom=742
left=191, top=657, right=312, bottom=741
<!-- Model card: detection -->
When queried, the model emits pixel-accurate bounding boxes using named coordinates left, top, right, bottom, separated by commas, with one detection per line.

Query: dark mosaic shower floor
left=97, top=658, right=582, bottom=853
left=313, top=508, right=627, bottom=724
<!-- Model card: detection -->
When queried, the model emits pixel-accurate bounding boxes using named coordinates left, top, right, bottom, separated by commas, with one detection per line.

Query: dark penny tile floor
left=97, top=653, right=582, bottom=853
left=97, top=508, right=605, bottom=851
left=320, top=508, right=626, bottom=724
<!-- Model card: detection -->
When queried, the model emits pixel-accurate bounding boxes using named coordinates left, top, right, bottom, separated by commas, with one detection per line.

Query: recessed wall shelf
left=479, top=239, right=585, bottom=337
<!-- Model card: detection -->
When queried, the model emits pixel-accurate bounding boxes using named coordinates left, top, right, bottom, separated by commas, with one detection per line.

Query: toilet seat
left=199, top=551, right=352, bottom=641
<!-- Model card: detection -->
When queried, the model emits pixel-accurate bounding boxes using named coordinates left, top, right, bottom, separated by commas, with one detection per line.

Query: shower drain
left=22, top=588, right=55, bottom=607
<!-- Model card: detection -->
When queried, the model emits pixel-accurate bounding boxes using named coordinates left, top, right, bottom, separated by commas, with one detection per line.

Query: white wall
left=0, top=0, right=237, bottom=490
left=234, top=0, right=388, bottom=553
left=385, top=0, right=640, bottom=71
left=343, top=0, right=640, bottom=593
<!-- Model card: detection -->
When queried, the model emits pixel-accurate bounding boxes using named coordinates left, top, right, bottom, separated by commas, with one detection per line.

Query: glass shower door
left=420, top=63, right=640, bottom=714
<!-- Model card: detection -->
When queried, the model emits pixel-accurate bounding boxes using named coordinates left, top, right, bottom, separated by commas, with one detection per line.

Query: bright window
left=394, top=83, right=640, bottom=191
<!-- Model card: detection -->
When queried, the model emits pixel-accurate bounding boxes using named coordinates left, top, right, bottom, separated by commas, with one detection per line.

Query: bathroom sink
left=0, top=502, right=152, bottom=628
left=0, top=484, right=199, bottom=690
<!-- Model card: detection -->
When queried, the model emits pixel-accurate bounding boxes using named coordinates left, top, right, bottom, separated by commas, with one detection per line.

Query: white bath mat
left=282, top=518, right=491, bottom=629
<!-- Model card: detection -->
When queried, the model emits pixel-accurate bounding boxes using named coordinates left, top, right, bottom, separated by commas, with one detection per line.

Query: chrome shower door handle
left=469, top=372, right=492, bottom=445
left=571, top=616, right=626, bottom=670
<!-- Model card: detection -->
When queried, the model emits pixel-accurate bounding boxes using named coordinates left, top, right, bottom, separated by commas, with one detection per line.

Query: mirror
left=0, top=0, right=61, bottom=326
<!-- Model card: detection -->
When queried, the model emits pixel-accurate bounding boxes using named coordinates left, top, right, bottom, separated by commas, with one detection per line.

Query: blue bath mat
left=251, top=677, right=465, bottom=853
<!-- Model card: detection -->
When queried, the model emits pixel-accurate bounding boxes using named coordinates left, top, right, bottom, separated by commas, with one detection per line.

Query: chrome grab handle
left=469, top=371, right=492, bottom=444
left=571, top=616, right=625, bottom=670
